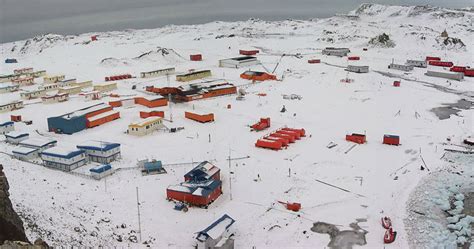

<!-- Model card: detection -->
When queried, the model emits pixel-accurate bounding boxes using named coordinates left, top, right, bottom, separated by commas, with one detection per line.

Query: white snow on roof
left=167, top=185, right=192, bottom=193
left=130, top=117, right=161, bottom=126
left=87, top=110, right=119, bottom=122
left=20, top=138, right=56, bottom=147
left=192, top=187, right=205, bottom=196
left=206, top=217, right=234, bottom=240
left=42, top=146, right=82, bottom=156
left=12, top=146, right=38, bottom=154
left=5, top=131, right=29, bottom=138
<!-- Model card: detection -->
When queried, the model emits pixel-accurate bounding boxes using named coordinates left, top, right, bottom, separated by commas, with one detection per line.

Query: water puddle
left=430, top=98, right=473, bottom=120
left=311, top=218, right=367, bottom=249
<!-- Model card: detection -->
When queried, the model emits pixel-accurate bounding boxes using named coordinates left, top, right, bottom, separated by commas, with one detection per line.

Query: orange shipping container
left=185, top=111, right=214, bottom=123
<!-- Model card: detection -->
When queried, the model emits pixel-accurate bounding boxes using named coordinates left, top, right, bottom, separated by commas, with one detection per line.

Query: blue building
left=141, top=160, right=166, bottom=175
left=5, top=59, right=18, bottom=63
left=0, top=121, right=14, bottom=135
left=40, top=146, right=86, bottom=171
left=76, top=141, right=121, bottom=163
left=196, top=214, right=236, bottom=249
left=90, top=164, right=113, bottom=179
left=47, top=103, right=110, bottom=134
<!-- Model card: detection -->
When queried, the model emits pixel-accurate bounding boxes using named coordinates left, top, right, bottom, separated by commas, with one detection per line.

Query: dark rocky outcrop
left=0, top=164, right=29, bottom=244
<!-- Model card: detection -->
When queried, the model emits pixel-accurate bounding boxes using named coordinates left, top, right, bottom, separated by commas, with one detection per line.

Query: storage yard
left=0, top=3, right=473, bottom=249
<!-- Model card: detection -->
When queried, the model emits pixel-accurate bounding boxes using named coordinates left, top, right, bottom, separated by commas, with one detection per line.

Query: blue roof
left=41, top=148, right=84, bottom=159
left=168, top=179, right=221, bottom=197
left=196, top=214, right=235, bottom=242
left=90, top=164, right=112, bottom=173
left=184, top=161, right=215, bottom=181
left=144, top=161, right=162, bottom=171
left=76, top=141, right=120, bottom=151
left=0, top=121, right=14, bottom=127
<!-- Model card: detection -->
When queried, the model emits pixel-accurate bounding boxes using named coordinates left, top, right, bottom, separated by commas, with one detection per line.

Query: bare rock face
left=0, top=164, right=29, bottom=244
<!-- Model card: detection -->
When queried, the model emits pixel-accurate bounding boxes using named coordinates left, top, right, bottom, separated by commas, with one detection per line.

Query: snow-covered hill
left=0, top=3, right=473, bottom=249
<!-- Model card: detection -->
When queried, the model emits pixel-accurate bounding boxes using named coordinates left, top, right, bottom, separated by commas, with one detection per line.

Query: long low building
left=322, top=47, right=350, bottom=57
left=406, top=60, right=427, bottom=68
left=41, top=146, right=87, bottom=171
left=0, top=83, right=19, bottom=93
left=140, top=68, right=175, bottom=78
left=77, top=141, right=121, bottom=164
left=12, top=146, right=39, bottom=161
left=425, top=71, right=464, bottom=81
left=176, top=70, right=211, bottom=82
left=346, top=65, right=369, bottom=73
left=388, top=63, right=413, bottom=72
left=219, top=56, right=260, bottom=68
left=19, top=137, right=57, bottom=153
left=0, top=101, right=24, bottom=113
left=128, top=117, right=163, bottom=136
left=166, top=179, right=223, bottom=207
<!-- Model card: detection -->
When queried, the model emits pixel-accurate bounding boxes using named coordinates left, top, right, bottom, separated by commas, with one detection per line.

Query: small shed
left=239, top=50, right=259, bottom=56
left=308, top=59, right=321, bottom=64
left=77, top=141, right=121, bottom=164
left=5, top=131, right=29, bottom=144
left=90, top=164, right=114, bottom=180
left=10, top=115, right=22, bottom=122
left=240, top=71, right=276, bottom=81
left=346, top=65, right=369, bottom=73
left=195, top=214, right=236, bottom=249
left=383, top=135, right=400, bottom=146
left=142, top=160, right=166, bottom=175
left=0, top=121, right=15, bottom=135
left=190, top=54, right=203, bottom=61
left=393, top=81, right=401, bottom=87
left=346, top=133, right=366, bottom=144
left=12, top=146, right=39, bottom=161
left=91, top=35, right=98, bottom=41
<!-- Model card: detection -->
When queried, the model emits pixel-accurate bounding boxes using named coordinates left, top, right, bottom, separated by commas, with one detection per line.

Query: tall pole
left=136, top=187, right=142, bottom=242
left=228, top=147, right=232, bottom=201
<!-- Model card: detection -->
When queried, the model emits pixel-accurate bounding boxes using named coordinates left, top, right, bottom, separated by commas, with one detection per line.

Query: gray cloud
left=0, top=0, right=471, bottom=43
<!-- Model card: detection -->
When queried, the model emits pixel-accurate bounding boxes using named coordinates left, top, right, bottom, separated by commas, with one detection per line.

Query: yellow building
left=43, top=75, right=65, bottom=84
left=176, top=70, right=211, bottom=82
left=128, top=117, right=163, bottom=136
left=59, top=85, right=82, bottom=95
left=93, top=82, right=118, bottom=92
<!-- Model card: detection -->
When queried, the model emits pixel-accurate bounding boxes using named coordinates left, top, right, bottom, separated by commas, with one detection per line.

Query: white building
left=140, top=68, right=175, bottom=78
left=406, top=60, right=427, bottom=68
left=0, top=121, right=15, bottom=135
left=93, top=82, right=117, bottom=92
left=5, top=131, right=29, bottom=144
left=39, top=83, right=60, bottom=92
left=76, top=141, right=121, bottom=164
left=41, top=93, right=69, bottom=103
left=425, top=71, right=464, bottom=81
left=80, top=91, right=101, bottom=101
left=219, top=56, right=260, bottom=68
left=12, top=146, right=39, bottom=161
left=0, top=83, right=19, bottom=93
left=19, top=137, right=57, bottom=153
left=14, top=67, right=34, bottom=75
left=12, top=77, right=34, bottom=86
left=58, top=79, right=77, bottom=87
left=322, top=47, right=350, bottom=57
left=0, top=101, right=24, bottom=113
left=388, top=63, right=414, bottom=72
left=20, top=89, right=46, bottom=100
left=41, top=146, right=87, bottom=171
left=346, top=65, right=369, bottom=73
left=89, top=164, right=114, bottom=180
left=195, top=214, right=236, bottom=249
left=128, top=117, right=163, bottom=136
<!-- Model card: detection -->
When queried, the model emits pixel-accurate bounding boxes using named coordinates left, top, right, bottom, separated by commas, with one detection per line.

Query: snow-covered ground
left=0, top=3, right=473, bottom=248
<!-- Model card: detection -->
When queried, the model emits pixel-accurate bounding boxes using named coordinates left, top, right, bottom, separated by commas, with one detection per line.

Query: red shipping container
left=91, top=35, right=98, bottom=41
left=281, top=128, right=306, bottom=137
left=166, top=184, right=222, bottom=207
left=270, top=132, right=295, bottom=143
left=277, top=130, right=301, bottom=140
left=464, top=69, right=474, bottom=77
left=10, top=115, right=22, bottom=122
left=383, top=134, right=400, bottom=146
left=308, top=59, right=321, bottom=64
left=140, top=111, right=164, bottom=118
left=393, top=81, right=401, bottom=87
left=346, top=133, right=366, bottom=144
left=255, top=139, right=282, bottom=150
left=348, top=56, right=360, bottom=60
left=239, top=50, right=259, bottom=56
left=450, top=66, right=467, bottom=72
left=86, top=111, right=120, bottom=128
left=190, top=54, right=202, bottom=61
left=429, top=61, right=453, bottom=67
left=265, top=136, right=289, bottom=146
left=426, top=56, right=441, bottom=61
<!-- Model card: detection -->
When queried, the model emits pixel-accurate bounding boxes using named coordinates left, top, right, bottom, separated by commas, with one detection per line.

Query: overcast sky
left=0, top=0, right=471, bottom=43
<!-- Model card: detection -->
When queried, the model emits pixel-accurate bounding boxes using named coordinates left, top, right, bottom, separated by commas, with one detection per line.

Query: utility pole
left=228, top=147, right=232, bottom=201
left=136, top=187, right=142, bottom=243
left=167, top=73, right=173, bottom=122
